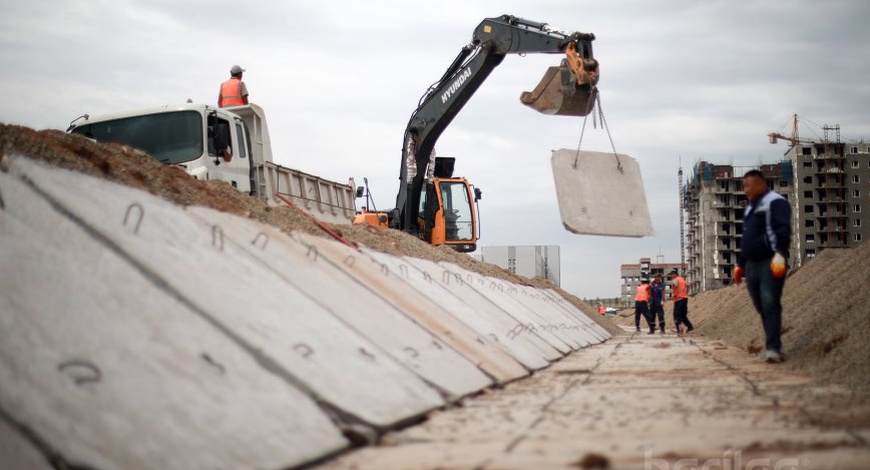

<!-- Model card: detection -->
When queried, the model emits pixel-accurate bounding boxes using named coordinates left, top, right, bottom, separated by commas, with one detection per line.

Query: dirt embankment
left=0, top=123, right=620, bottom=337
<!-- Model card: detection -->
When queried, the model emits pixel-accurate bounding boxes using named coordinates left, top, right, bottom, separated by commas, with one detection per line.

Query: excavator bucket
left=520, top=59, right=597, bottom=116
left=550, top=149, right=653, bottom=237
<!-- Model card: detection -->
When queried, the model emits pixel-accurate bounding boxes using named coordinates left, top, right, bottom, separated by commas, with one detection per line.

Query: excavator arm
left=395, top=14, right=600, bottom=234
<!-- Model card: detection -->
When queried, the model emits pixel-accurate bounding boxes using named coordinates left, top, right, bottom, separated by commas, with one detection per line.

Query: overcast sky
left=3, top=0, right=869, bottom=299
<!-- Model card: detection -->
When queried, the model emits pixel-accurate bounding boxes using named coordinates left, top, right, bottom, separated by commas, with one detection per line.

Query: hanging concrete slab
left=185, top=206, right=493, bottom=400
left=0, top=417, right=54, bottom=470
left=434, top=263, right=579, bottom=352
left=0, top=171, right=347, bottom=470
left=5, top=157, right=444, bottom=431
left=291, top=232, right=533, bottom=381
left=394, top=255, right=564, bottom=365
left=551, top=149, right=654, bottom=237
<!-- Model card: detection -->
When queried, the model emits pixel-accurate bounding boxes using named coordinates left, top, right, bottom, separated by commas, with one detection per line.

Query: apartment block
left=787, top=141, right=870, bottom=265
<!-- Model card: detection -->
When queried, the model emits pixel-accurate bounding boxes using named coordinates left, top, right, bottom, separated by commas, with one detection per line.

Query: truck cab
left=68, top=103, right=268, bottom=194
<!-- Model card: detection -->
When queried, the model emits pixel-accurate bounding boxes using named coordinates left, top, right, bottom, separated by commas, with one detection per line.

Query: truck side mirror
left=356, top=186, right=364, bottom=198
left=474, top=187, right=482, bottom=201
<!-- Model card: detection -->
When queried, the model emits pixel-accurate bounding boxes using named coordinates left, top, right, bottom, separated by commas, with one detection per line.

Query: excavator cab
left=521, top=42, right=600, bottom=116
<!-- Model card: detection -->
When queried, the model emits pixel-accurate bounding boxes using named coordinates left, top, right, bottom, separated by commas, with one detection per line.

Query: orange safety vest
left=634, top=284, right=650, bottom=302
left=673, top=276, right=688, bottom=301
left=219, top=78, right=245, bottom=107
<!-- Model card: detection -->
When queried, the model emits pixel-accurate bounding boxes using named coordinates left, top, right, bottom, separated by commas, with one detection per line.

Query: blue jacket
left=649, top=281, right=664, bottom=305
left=739, top=190, right=791, bottom=266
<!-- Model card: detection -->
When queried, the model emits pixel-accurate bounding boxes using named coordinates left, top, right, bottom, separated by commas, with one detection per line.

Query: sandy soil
left=0, top=123, right=620, bottom=338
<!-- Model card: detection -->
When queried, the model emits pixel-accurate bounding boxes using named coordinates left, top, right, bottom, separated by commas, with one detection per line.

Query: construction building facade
left=785, top=140, right=870, bottom=266
left=477, top=245, right=561, bottom=286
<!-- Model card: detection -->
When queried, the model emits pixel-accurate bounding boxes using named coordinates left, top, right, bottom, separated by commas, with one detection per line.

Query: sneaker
left=763, top=350, right=784, bottom=363
left=647, top=330, right=655, bottom=335
left=636, top=327, right=641, bottom=332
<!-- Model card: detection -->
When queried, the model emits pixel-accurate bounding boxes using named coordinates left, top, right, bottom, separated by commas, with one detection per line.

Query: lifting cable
left=572, top=90, right=623, bottom=174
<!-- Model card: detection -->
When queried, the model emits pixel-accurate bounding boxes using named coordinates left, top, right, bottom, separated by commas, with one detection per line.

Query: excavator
left=353, top=14, right=600, bottom=252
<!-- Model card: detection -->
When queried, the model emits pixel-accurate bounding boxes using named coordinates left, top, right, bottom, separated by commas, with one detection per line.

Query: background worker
left=732, top=169, right=792, bottom=363
left=669, top=270, right=692, bottom=334
left=218, top=64, right=249, bottom=107
left=649, top=273, right=666, bottom=334
left=634, top=279, right=654, bottom=334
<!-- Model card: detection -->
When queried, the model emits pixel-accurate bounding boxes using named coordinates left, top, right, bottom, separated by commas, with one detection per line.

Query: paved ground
left=313, top=328, right=870, bottom=470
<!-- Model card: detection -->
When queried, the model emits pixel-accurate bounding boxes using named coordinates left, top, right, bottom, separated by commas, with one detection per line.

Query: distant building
left=478, top=245, right=560, bottom=286
left=783, top=140, right=870, bottom=266
left=683, top=160, right=795, bottom=293
left=620, top=257, right=682, bottom=303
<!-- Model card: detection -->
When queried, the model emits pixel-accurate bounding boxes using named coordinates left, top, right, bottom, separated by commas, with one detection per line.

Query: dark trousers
left=650, top=303, right=665, bottom=328
left=745, top=257, right=785, bottom=353
left=634, top=301, right=653, bottom=331
left=673, top=298, right=692, bottom=331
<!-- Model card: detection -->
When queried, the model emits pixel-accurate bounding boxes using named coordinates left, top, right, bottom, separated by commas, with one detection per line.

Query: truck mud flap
left=520, top=61, right=597, bottom=117
left=551, top=149, right=653, bottom=237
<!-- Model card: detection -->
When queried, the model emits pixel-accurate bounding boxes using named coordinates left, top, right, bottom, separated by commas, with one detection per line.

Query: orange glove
left=733, top=266, right=744, bottom=285
left=770, top=253, right=786, bottom=278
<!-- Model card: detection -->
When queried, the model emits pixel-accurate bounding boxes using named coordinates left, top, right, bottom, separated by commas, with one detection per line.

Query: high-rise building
left=783, top=140, right=870, bottom=266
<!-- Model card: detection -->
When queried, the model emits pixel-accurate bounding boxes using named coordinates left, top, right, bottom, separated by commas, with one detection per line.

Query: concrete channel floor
left=313, top=327, right=870, bottom=470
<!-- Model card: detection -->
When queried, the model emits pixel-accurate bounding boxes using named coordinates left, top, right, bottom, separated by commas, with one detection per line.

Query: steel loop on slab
left=399, top=264, right=408, bottom=277
left=251, top=232, right=269, bottom=249
left=344, top=255, right=355, bottom=267
left=293, top=343, right=313, bottom=358
left=306, top=245, right=319, bottom=260
left=358, top=348, right=376, bottom=361
left=403, top=347, right=419, bottom=358
left=123, top=202, right=144, bottom=234
left=0, top=189, right=5, bottom=210
left=58, top=360, right=101, bottom=385
left=211, top=225, right=224, bottom=251
left=200, top=353, right=226, bottom=375
left=380, top=263, right=389, bottom=275
left=423, top=271, right=432, bottom=283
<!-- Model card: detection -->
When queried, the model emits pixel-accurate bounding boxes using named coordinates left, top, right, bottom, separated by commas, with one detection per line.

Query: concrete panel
left=186, top=206, right=493, bottom=400
left=393, top=256, right=564, bottom=365
left=0, top=171, right=347, bottom=469
left=495, top=280, right=607, bottom=347
left=0, top=417, right=54, bottom=470
left=541, top=288, right=611, bottom=342
left=293, top=233, right=532, bottom=382
left=551, top=149, right=654, bottom=237
left=6, top=157, right=444, bottom=430
left=434, top=262, right=576, bottom=354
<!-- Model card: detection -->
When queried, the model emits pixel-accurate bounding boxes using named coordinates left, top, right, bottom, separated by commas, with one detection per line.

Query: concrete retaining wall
left=0, top=156, right=612, bottom=469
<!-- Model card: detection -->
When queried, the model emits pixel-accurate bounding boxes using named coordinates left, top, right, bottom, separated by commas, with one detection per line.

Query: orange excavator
left=354, top=14, right=600, bottom=252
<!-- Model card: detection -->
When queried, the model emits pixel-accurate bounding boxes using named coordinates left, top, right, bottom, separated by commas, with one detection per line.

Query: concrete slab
left=0, top=416, right=53, bottom=470
left=186, top=206, right=493, bottom=400
left=292, top=233, right=532, bottom=382
left=371, top=253, right=561, bottom=369
left=6, top=157, right=444, bottom=430
left=0, top=170, right=347, bottom=469
left=313, top=331, right=870, bottom=470
left=435, top=262, right=576, bottom=353
left=542, top=288, right=611, bottom=342
left=551, top=149, right=654, bottom=237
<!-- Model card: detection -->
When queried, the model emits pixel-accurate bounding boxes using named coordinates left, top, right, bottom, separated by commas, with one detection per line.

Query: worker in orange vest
left=597, top=303, right=606, bottom=315
left=669, top=270, right=693, bottom=334
left=218, top=64, right=249, bottom=107
left=634, top=279, right=654, bottom=334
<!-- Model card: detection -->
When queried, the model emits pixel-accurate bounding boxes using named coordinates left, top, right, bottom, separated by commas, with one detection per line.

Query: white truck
left=67, top=103, right=357, bottom=224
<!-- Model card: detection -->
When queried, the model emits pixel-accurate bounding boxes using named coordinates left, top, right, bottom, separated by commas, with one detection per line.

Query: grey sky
left=3, top=0, right=869, bottom=298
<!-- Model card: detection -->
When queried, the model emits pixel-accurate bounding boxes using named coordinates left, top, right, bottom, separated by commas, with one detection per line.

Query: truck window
left=71, top=111, right=203, bottom=164
left=235, top=122, right=247, bottom=159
